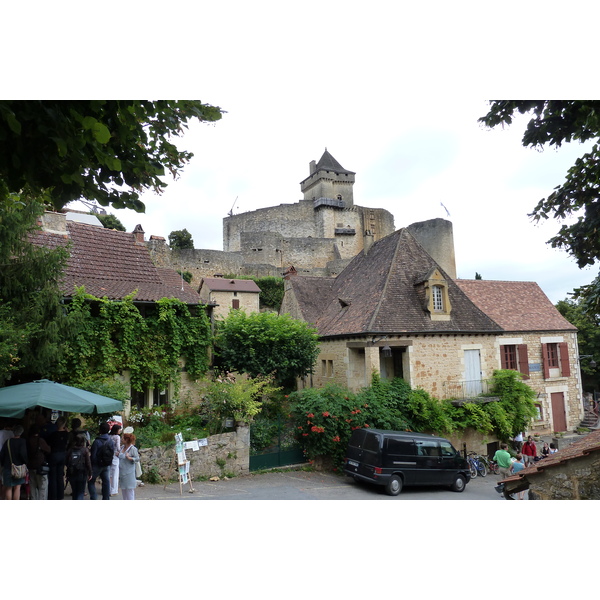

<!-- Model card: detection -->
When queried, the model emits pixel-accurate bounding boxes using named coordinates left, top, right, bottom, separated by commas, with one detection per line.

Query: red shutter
left=542, top=343, right=550, bottom=379
left=500, top=346, right=508, bottom=369
left=559, top=342, right=571, bottom=377
left=232, top=299, right=240, bottom=309
left=517, top=344, right=530, bottom=379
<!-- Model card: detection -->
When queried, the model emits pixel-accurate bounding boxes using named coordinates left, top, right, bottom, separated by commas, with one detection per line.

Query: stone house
left=198, top=276, right=261, bottom=320
left=280, top=220, right=583, bottom=434
left=34, top=210, right=205, bottom=410
left=501, top=429, right=600, bottom=499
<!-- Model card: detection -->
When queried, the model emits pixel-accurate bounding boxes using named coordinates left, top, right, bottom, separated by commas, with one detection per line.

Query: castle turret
left=300, top=149, right=355, bottom=207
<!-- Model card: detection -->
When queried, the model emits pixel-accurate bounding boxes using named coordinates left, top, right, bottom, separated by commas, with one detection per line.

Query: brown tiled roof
left=501, top=429, right=600, bottom=484
left=455, top=280, right=576, bottom=332
left=285, top=276, right=336, bottom=325
left=292, top=228, right=503, bottom=337
left=199, top=278, right=261, bottom=293
left=32, top=221, right=200, bottom=304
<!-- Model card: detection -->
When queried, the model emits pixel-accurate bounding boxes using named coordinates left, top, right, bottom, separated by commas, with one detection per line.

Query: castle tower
left=300, top=149, right=355, bottom=207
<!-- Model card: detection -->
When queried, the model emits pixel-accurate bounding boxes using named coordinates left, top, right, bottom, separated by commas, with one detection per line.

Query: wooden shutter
left=232, top=299, right=240, bottom=309
left=500, top=346, right=508, bottom=369
left=542, top=343, right=550, bottom=379
left=517, top=344, right=530, bottom=379
left=559, top=342, right=571, bottom=377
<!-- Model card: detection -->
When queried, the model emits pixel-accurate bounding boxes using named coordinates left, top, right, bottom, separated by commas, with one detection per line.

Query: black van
left=343, top=428, right=471, bottom=495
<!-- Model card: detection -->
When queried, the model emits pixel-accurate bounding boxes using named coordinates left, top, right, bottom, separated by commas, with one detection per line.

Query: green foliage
left=556, top=297, right=600, bottom=389
left=0, top=100, right=223, bottom=213
left=177, top=271, right=193, bottom=284
left=214, top=310, right=320, bottom=388
left=222, top=275, right=285, bottom=311
left=59, top=289, right=212, bottom=394
left=199, top=374, right=280, bottom=435
left=489, top=369, right=538, bottom=437
left=480, top=101, right=600, bottom=311
left=169, top=229, right=194, bottom=250
left=96, top=213, right=126, bottom=231
left=289, top=371, right=539, bottom=469
left=0, top=195, right=69, bottom=384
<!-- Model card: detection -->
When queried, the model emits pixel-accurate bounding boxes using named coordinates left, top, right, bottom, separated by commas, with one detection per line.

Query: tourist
left=118, top=431, right=140, bottom=500
left=0, top=424, right=28, bottom=500
left=493, top=443, right=513, bottom=480
left=522, top=436, right=537, bottom=467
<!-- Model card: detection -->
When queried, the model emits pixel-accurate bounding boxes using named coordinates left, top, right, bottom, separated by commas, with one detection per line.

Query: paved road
left=128, top=468, right=505, bottom=500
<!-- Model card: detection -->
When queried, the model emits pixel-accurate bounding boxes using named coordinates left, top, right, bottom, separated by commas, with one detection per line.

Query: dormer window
left=419, top=268, right=452, bottom=321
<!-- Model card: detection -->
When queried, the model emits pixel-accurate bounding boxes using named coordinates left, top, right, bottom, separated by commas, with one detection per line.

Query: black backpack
left=97, top=438, right=114, bottom=467
left=68, top=448, right=87, bottom=477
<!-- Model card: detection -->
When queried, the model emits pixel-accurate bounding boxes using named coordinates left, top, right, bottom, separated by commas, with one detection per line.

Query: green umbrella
left=0, top=379, right=123, bottom=418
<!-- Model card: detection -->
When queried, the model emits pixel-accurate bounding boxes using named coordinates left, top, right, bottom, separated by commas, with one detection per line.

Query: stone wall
left=527, top=452, right=600, bottom=499
left=138, top=426, right=250, bottom=481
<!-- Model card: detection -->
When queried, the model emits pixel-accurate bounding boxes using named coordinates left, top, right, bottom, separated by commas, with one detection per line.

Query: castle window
left=421, top=268, right=452, bottom=321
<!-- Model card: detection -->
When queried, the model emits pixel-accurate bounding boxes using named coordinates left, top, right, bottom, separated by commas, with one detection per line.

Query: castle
left=147, top=149, right=450, bottom=281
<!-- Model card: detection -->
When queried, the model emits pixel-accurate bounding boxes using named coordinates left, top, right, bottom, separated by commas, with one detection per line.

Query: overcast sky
left=46, top=2, right=595, bottom=305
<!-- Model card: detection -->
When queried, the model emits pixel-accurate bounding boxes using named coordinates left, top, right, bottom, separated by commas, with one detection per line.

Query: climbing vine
left=59, top=288, right=212, bottom=395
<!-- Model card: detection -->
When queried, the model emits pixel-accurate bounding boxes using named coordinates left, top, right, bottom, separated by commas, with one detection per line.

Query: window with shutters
left=500, top=344, right=530, bottom=378
left=542, top=342, right=571, bottom=378
left=232, top=299, right=240, bottom=309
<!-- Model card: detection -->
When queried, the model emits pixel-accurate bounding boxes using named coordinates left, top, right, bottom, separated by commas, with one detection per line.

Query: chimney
left=363, top=230, right=374, bottom=255
left=309, top=160, right=317, bottom=175
left=132, top=224, right=145, bottom=244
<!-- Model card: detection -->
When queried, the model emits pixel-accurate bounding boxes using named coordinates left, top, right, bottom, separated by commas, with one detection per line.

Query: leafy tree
left=556, top=297, right=600, bottom=390
left=0, top=196, right=69, bottom=385
left=0, top=100, right=222, bottom=213
left=479, top=101, right=600, bottom=311
left=97, top=212, right=126, bottom=231
left=214, top=310, right=320, bottom=389
left=169, top=228, right=194, bottom=249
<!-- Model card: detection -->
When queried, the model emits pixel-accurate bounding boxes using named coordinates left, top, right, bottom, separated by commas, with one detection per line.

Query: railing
left=313, top=197, right=345, bottom=209
left=441, top=379, right=493, bottom=400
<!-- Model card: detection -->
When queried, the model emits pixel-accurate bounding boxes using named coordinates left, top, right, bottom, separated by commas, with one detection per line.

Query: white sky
left=9, top=2, right=598, bottom=305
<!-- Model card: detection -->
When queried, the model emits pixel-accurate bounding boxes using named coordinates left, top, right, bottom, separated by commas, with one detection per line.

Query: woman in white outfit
left=109, top=424, right=122, bottom=496
left=118, top=431, right=140, bottom=500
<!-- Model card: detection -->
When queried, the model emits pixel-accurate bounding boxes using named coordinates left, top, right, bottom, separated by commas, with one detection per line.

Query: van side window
left=386, top=438, right=416, bottom=455
left=440, top=441, right=457, bottom=457
left=416, top=440, right=440, bottom=456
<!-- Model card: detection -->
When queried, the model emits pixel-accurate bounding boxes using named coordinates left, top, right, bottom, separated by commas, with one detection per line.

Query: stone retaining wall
left=138, top=426, right=250, bottom=482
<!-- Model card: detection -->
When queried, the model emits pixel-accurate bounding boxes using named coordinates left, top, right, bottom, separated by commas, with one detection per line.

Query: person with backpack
left=66, top=434, right=92, bottom=500
left=88, top=422, right=113, bottom=500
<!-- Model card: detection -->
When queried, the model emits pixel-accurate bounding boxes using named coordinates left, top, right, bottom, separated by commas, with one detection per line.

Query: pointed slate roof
left=284, top=276, right=336, bottom=325
left=288, top=228, right=503, bottom=337
left=454, top=280, right=576, bottom=332
left=32, top=220, right=201, bottom=304
left=315, top=149, right=355, bottom=175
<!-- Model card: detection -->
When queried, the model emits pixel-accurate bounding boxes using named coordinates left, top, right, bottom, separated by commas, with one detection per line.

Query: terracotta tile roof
left=290, top=228, right=503, bottom=337
left=501, top=429, right=600, bottom=484
left=199, top=277, right=261, bottom=293
left=454, top=280, right=576, bottom=332
left=32, top=221, right=200, bottom=304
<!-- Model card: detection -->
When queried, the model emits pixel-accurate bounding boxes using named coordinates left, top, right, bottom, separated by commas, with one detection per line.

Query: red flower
left=302, top=433, right=309, bottom=437
left=322, top=411, right=330, bottom=417
left=364, top=423, right=370, bottom=428
left=307, top=413, right=315, bottom=418
left=311, top=425, right=325, bottom=433
left=332, top=436, right=341, bottom=442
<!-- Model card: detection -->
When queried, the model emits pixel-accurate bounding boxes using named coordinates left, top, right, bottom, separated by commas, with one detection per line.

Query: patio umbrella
left=0, top=379, right=123, bottom=418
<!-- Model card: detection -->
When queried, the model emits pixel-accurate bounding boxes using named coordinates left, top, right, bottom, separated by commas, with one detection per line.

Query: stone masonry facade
left=303, top=330, right=582, bottom=434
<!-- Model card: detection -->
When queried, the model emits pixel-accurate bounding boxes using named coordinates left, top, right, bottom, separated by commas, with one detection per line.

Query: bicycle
left=467, top=452, right=487, bottom=477
left=477, top=453, right=499, bottom=475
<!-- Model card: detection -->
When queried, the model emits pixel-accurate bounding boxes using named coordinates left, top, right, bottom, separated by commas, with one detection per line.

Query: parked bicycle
left=466, top=452, right=487, bottom=477
left=476, top=453, right=499, bottom=475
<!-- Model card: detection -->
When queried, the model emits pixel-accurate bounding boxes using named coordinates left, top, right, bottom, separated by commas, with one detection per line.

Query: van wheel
left=385, top=475, right=403, bottom=496
left=451, top=474, right=466, bottom=493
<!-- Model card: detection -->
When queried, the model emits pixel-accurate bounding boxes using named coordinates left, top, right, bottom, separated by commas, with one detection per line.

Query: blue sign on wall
left=529, top=363, right=541, bottom=372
